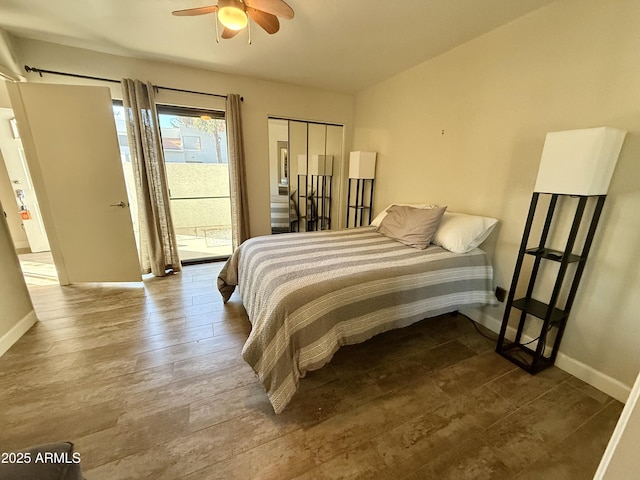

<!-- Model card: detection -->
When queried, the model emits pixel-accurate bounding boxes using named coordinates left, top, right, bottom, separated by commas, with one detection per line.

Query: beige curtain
left=121, top=79, right=181, bottom=276
left=226, top=94, right=250, bottom=249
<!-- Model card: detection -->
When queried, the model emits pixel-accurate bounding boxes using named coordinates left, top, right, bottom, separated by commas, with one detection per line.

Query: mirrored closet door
left=268, top=117, right=343, bottom=234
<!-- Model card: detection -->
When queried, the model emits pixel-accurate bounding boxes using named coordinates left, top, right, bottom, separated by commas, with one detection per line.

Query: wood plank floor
left=0, top=262, right=622, bottom=479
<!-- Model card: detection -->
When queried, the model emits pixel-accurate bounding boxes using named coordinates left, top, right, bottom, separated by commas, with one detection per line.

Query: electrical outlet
left=495, top=286, right=507, bottom=303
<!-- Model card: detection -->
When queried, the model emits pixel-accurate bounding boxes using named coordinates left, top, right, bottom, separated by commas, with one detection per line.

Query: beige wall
left=0, top=28, right=23, bottom=83
left=0, top=196, right=35, bottom=355
left=0, top=81, right=11, bottom=108
left=353, top=0, right=640, bottom=397
left=12, top=38, right=355, bottom=237
left=0, top=72, right=37, bottom=354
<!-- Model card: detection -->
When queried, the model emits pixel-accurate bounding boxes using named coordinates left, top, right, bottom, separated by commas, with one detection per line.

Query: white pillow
left=370, top=203, right=438, bottom=227
left=433, top=212, right=498, bottom=253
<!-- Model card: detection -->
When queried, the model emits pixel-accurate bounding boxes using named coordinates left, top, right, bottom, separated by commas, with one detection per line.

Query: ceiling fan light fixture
left=217, top=0, right=248, bottom=30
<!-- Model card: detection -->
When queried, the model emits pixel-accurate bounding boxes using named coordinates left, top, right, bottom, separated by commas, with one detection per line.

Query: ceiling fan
left=172, top=0, right=294, bottom=42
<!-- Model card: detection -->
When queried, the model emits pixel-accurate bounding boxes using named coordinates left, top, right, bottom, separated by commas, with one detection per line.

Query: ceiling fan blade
left=244, top=0, right=294, bottom=19
left=221, top=27, right=242, bottom=39
left=172, top=5, right=218, bottom=16
left=247, top=8, right=280, bottom=34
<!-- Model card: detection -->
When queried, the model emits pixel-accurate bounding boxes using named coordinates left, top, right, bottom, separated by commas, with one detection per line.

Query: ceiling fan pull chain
left=248, top=16, right=252, bottom=45
left=215, top=12, right=221, bottom=43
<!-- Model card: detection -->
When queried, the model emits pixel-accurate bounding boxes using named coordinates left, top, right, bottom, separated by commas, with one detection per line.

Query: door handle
left=110, top=201, right=127, bottom=208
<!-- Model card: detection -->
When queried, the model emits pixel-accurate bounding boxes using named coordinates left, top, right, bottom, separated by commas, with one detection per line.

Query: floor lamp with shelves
left=297, top=154, right=333, bottom=231
left=496, top=127, right=627, bottom=373
left=346, top=151, right=376, bottom=228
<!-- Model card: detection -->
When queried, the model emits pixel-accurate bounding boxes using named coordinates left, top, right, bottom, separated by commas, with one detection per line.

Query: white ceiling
left=0, top=0, right=556, bottom=93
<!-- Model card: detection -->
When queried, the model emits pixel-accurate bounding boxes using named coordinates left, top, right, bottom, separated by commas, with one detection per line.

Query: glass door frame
left=156, top=104, right=231, bottom=265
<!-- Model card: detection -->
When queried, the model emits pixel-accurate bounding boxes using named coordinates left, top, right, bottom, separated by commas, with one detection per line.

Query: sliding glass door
left=157, top=105, right=232, bottom=262
left=114, top=104, right=232, bottom=263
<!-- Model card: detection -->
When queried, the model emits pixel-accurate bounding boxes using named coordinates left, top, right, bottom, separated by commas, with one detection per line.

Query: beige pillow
left=376, top=205, right=447, bottom=249
left=370, top=203, right=438, bottom=227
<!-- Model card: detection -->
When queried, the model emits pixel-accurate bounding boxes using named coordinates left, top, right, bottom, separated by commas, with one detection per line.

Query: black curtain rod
left=23, top=65, right=242, bottom=101
left=268, top=115, right=344, bottom=128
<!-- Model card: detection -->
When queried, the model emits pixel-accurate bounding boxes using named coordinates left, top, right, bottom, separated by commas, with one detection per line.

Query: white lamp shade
left=297, top=154, right=307, bottom=175
left=308, top=155, right=333, bottom=176
left=534, top=127, right=626, bottom=195
left=349, top=151, right=377, bottom=179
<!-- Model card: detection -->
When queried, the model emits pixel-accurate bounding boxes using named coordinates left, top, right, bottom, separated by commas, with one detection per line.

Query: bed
left=218, top=221, right=497, bottom=414
left=269, top=193, right=298, bottom=233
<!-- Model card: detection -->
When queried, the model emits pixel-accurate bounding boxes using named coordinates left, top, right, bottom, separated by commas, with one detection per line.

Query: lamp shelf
left=511, top=298, right=568, bottom=326
left=346, top=151, right=377, bottom=228
left=524, top=247, right=584, bottom=263
left=496, top=192, right=607, bottom=374
left=497, top=341, right=554, bottom=373
left=497, top=127, right=625, bottom=375
left=346, top=178, right=375, bottom=228
left=297, top=170, right=333, bottom=232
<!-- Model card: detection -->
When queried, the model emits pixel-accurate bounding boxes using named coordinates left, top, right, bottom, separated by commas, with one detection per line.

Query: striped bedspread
left=217, top=227, right=497, bottom=414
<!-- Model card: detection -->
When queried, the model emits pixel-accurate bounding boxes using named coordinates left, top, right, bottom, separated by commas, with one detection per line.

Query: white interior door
left=8, top=82, right=141, bottom=284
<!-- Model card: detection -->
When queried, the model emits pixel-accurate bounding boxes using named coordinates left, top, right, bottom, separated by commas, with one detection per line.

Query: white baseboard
left=0, top=309, right=37, bottom=357
left=462, top=306, right=631, bottom=404
left=464, top=306, right=503, bottom=334
left=555, top=354, right=631, bottom=403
